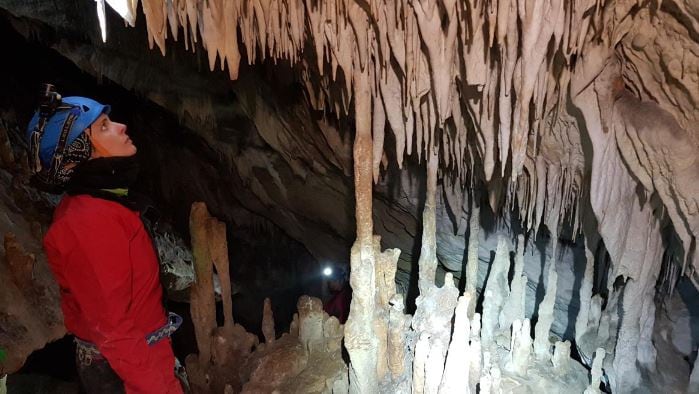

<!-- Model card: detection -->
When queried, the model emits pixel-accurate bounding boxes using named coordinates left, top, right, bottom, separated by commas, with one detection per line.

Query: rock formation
left=185, top=202, right=348, bottom=393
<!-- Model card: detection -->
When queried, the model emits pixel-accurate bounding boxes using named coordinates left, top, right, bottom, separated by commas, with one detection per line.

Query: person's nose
left=116, top=122, right=127, bottom=134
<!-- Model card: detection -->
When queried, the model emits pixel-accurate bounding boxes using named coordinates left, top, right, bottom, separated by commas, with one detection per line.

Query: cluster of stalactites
left=100, top=0, right=617, bottom=233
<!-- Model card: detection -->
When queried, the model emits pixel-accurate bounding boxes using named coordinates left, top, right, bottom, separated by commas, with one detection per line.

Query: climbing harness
left=74, top=312, right=183, bottom=367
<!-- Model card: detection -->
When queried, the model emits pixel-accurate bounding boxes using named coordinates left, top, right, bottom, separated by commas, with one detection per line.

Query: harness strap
left=29, top=104, right=74, bottom=173
left=74, top=312, right=183, bottom=366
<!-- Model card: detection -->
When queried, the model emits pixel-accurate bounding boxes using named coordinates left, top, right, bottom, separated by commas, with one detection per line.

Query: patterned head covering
left=26, top=96, right=110, bottom=188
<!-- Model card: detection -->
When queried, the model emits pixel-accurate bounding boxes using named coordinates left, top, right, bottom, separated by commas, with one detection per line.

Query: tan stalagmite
left=188, top=202, right=217, bottom=366
left=207, top=219, right=233, bottom=330
left=262, top=297, right=275, bottom=344
left=387, top=294, right=411, bottom=380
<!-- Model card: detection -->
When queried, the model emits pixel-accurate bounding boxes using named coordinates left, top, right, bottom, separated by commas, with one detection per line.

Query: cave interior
left=1, top=0, right=699, bottom=393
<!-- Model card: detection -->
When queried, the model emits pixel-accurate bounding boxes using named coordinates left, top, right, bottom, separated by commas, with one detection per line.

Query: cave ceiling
left=1, top=0, right=698, bottom=286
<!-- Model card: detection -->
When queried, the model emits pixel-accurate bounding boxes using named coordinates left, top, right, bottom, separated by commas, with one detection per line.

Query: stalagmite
left=575, top=246, right=595, bottom=344
left=424, top=340, right=446, bottom=394
left=468, top=315, right=482, bottom=392
left=298, top=296, right=324, bottom=353
left=534, top=248, right=558, bottom=360
left=262, top=297, right=275, bottom=344
left=208, top=219, right=234, bottom=329
left=552, top=340, right=571, bottom=373
left=417, top=150, right=439, bottom=295
left=584, top=348, right=606, bottom=394
left=439, top=295, right=471, bottom=393
left=188, top=202, right=217, bottom=367
left=387, top=294, right=410, bottom=380
left=412, top=333, right=430, bottom=394
left=481, top=237, right=510, bottom=346
left=507, top=319, right=532, bottom=375
left=465, top=201, right=480, bottom=318
left=500, top=234, right=527, bottom=331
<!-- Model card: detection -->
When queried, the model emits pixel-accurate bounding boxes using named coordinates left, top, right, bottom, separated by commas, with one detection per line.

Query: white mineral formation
left=500, top=234, right=527, bottom=332
left=481, top=237, right=510, bottom=346
left=552, top=341, right=571, bottom=373
left=438, top=294, right=471, bottom=393
left=575, top=246, right=595, bottom=344
left=507, top=319, right=532, bottom=376
left=468, top=315, right=482, bottom=392
left=465, top=201, right=480, bottom=318
left=534, top=246, right=558, bottom=360
left=584, top=348, right=606, bottom=394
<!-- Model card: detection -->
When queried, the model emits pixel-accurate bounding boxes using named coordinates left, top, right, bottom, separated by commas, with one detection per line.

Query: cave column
left=345, top=62, right=379, bottom=393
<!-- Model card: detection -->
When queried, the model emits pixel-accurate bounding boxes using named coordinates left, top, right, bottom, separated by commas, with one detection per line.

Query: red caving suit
left=44, top=194, right=182, bottom=393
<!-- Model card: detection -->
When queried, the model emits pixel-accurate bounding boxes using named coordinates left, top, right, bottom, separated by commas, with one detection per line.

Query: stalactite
left=372, top=89, right=386, bottom=184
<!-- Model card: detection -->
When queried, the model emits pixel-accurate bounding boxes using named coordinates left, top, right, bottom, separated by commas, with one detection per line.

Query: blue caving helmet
left=26, top=96, right=111, bottom=169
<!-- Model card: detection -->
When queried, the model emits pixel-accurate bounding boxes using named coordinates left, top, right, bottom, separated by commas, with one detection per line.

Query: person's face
left=87, top=114, right=136, bottom=158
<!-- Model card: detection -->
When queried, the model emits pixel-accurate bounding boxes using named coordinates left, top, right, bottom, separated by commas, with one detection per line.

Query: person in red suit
left=26, top=85, right=183, bottom=393
left=323, top=266, right=352, bottom=324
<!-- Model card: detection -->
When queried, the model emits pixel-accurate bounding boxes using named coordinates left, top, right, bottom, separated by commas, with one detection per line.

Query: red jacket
left=323, top=284, right=352, bottom=324
left=43, top=194, right=182, bottom=393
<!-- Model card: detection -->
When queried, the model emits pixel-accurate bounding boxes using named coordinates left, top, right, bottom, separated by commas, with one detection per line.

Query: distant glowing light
left=323, top=267, right=333, bottom=277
